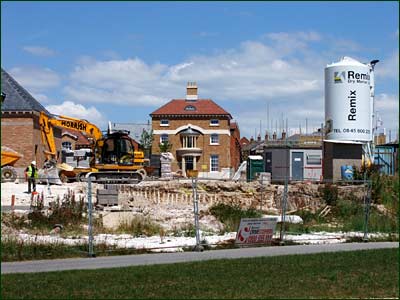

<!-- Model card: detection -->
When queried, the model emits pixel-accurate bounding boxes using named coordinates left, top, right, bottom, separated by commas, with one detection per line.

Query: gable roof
left=150, top=99, right=232, bottom=118
left=1, top=68, right=50, bottom=114
left=62, top=130, right=92, bottom=145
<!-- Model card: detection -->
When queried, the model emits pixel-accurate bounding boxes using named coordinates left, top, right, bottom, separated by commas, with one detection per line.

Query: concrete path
left=2, top=242, right=397, bottom=274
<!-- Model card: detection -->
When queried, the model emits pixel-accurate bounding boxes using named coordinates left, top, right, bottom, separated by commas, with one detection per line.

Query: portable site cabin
left=264, top=147, right=322, bottom=182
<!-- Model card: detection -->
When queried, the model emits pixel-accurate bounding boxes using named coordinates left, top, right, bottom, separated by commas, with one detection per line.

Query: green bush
left=209, top=203, right=262, bottom=232
left=117, top=216, right=161, bottom=237
left=1, top=237, right=87, bottom=262
left=322, top=184, right=338, bottom=206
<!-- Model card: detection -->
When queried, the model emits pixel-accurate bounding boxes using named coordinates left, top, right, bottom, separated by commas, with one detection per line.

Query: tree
left=159, top=141, right=172, bottom=153
left=140, top=129, right=153, bottom=158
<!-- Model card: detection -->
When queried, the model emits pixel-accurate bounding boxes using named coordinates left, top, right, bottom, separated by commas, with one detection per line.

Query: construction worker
left=25, top=161, right=38, bottom=193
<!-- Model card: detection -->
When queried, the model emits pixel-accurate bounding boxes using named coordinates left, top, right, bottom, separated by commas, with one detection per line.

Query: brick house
left=61, top=130, right=92, bottom=151
left=1, top=68, right=62, bottom=170
left=150, top=83, right=241, bottom=178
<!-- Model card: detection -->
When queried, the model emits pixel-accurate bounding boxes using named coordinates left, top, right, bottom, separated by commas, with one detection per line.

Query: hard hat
left=31, top=161, right=36, bottom=165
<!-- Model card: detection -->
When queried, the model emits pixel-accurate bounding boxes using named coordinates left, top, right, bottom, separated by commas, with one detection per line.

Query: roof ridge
left=150, top=98, right=232, bottom=118
left=1, top=68, right=50, bottom=114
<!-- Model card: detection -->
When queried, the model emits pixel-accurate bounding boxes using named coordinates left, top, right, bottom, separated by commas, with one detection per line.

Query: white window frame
left=160, top=119, right=169, bottom=127
left=210, top=134, right=219, bottom=145
left=210, top=154, right=219, bottom=172
left=184, top=105, right=196, bottom=111
left=62, top=141, right=72, bottom=150
left=306, top=154, right=322, bottom=165
left=210, top=119, right=219, bottom=126
left=160, top=134, right=169, bottom=144
left=182, top=136, right=196, bottom=148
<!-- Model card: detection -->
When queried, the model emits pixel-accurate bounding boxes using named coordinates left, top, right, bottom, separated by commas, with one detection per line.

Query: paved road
left=2, top=242, right=397, bottom=274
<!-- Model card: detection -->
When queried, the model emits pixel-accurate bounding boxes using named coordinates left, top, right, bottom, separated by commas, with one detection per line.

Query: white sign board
left=235, top=217, right=278, bottom=245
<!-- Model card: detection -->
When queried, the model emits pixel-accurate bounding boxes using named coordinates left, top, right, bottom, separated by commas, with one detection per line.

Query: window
left=182, top=136, right=196, bottom=148
left=210, top=134, right=219, bottom=145
left=160, top=134, right=169, bottom=143
left=62, top=141, right=72, bottom=150
left=160, top=119, right=169, bottom=126
left=184, top=105, right=196, bottom=111
left=210, top=119, right=219, bottom=126
left=306, top=154, right=322, bottom=165
left=210, top=155, right=219, bottom=172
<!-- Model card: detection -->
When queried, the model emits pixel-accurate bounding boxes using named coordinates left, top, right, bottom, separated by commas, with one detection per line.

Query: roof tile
left=150, top=99, right=232, bottom=118
left=1, top=68, right=50, bottom=114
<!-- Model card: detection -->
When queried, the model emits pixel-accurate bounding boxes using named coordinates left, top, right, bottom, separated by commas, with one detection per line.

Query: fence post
left=11, top=195, right=15, bottom=213
left=87, top=174, right=95, bottom=257
left=259, top=175, right=263, bottom=211
left=363, top=177, right=372, bottom=242
left=191, top=175, right=203, bottom=251
left=279, top=175, right=288, bottom=245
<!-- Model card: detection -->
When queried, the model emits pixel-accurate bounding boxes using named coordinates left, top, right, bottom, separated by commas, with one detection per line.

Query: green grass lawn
left=1, top=248, right=398, bottom=299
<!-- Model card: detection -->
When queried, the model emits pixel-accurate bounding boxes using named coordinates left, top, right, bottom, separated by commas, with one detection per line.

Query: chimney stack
left=272, top=132, right=277, bottom=140
left=281, top=131, right=286, bottom=140
left=257, top=134, right=261, bottom=142
left=265, top=132, right=269, bottom=141
left=186, top=82, right=198, bottom=101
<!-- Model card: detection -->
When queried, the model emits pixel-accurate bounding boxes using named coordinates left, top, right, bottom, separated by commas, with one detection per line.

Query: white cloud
left=375, top=51, right=399, bottom=79
left=23, top=46, right=55, bottom=57
left=64, top=36, right=324, bottom=110
left=56, top=30, right=396, bottom=138
left=45, top=101, right=107, bottom=128
left=9, top=66, right=60, bottom=92
left=375, top=93, right=399, bottom=133
left=31, top=93, right=52, bottom=104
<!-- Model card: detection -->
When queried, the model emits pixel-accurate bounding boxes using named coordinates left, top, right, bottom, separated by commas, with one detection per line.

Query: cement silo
left=325, top=56, right=372, bottom=142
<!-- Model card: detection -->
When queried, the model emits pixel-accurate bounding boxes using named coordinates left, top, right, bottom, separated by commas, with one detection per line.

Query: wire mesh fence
left=1, top=170, right=398, bottom=259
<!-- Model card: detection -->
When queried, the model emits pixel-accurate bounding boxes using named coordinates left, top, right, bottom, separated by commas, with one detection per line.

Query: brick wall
left=230, top=125, right=242, bottom=170
left=152, top=117, right=230, bottom=130
left=151, top=116, right=233, bottom=173
left=1, top=112, right=62, bottom=169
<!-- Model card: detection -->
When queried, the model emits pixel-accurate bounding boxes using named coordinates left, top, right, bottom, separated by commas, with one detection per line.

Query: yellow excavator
left=39, top=112, right=146, bottom=183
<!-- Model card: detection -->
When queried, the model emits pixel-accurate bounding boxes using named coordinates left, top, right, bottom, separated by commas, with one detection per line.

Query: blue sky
left=2, top=1, right=399, bottom=140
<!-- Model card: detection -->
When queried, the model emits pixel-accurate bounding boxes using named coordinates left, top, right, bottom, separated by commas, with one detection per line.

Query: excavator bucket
left=38, top=166, right=62, bottom=185
left=37, top=160, right=70, bottom=185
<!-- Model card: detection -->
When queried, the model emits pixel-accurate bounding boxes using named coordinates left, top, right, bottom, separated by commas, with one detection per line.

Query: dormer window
left=160, top=119, right=169, bottom=127
left=210, top=119, right=219, bottom=126
left=184, top=105, right=196, bottom=111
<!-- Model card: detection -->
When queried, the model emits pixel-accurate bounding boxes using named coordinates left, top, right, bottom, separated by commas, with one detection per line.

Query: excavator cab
left=96, top=131, right=137, bottom=166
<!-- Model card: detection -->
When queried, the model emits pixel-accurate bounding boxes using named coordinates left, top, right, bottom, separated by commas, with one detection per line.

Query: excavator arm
left=39, top=112, right=103, bottom=161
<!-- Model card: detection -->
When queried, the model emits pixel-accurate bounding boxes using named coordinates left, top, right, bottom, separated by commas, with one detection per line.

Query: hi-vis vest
left=27, top=166, right=39, bottom=179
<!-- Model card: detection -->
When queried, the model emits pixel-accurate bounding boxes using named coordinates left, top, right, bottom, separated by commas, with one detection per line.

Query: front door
left=185, top=156, right=194, bottom=172
left=291, top=152, right=304, bottom=181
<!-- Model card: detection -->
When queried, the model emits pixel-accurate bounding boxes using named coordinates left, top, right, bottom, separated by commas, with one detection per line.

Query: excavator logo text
left=61, top=120, right=87, bottom=131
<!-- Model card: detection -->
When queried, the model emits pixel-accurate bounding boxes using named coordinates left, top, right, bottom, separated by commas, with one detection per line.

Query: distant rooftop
left=112, top=122, right=152, bottom=142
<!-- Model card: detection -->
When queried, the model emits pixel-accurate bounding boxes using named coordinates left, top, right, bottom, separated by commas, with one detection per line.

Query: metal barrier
left=2, top=172, right=396, bottom=258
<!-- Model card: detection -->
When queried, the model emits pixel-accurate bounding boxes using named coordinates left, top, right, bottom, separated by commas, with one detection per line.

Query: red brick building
left=1, top=68, right=62, bottom=170
left=61, top=130, right=92, bottom=150
left=150, top=83, right=241, bottom=178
